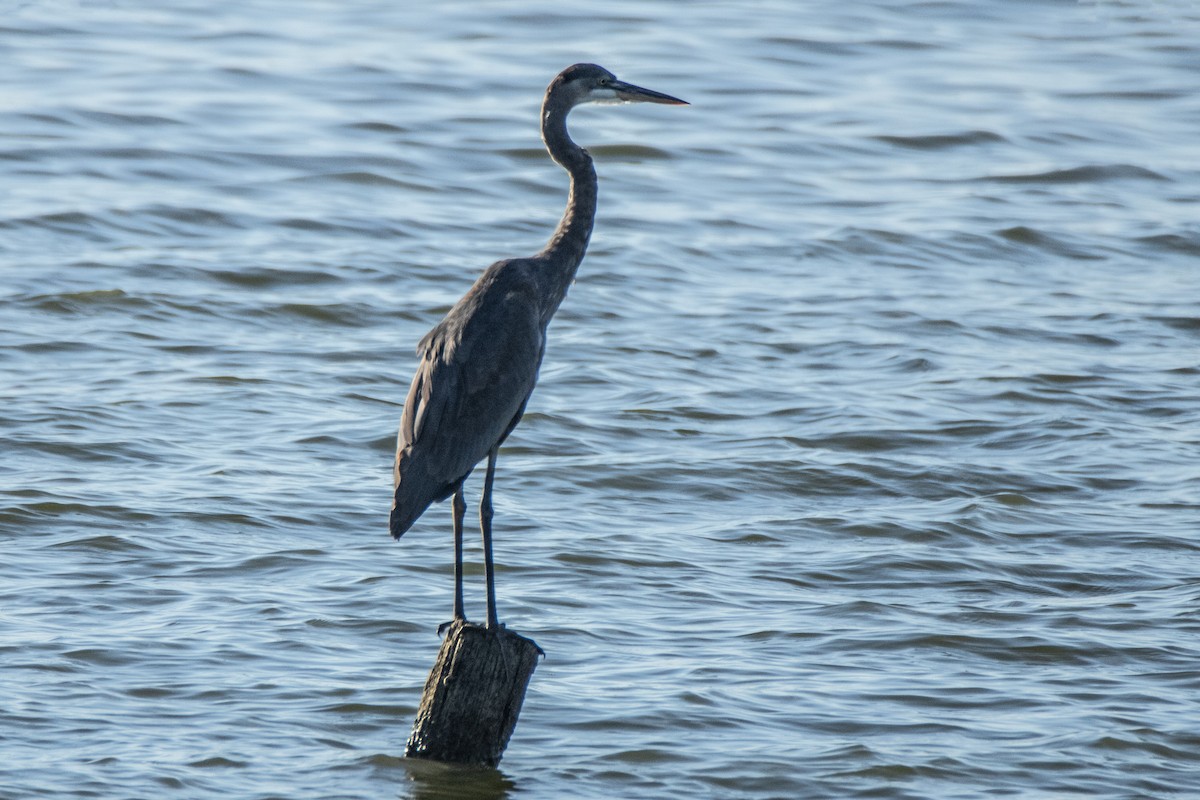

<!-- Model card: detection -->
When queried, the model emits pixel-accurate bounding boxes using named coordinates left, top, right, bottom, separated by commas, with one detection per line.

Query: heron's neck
left=536, top=102, right=597, bottom=326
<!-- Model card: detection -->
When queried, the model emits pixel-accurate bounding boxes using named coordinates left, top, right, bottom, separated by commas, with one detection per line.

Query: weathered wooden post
left=405, top=620, right=542, bottom=767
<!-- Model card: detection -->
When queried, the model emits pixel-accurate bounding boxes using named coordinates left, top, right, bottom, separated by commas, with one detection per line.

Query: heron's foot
left=437, top=616, right=467, bottom=636
left=484, top=621, right=545, bottom=657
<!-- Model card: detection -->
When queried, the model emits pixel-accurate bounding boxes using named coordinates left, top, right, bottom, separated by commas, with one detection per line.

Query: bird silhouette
left=390, top=64, right=686, bottom=630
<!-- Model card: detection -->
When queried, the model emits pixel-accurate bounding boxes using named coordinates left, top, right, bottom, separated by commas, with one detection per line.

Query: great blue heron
left=389, top=64, right=686, bottom=630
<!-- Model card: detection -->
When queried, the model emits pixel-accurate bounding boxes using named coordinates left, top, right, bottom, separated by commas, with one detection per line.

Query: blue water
left=3, top=1, right=1199, bottom=798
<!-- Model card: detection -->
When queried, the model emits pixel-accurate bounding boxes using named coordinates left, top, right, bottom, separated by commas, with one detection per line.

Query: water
left=2, top=1, right=1199, bottom=797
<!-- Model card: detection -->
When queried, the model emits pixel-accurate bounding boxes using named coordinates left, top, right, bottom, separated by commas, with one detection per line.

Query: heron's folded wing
left=398, top=271, right=546, bottom=492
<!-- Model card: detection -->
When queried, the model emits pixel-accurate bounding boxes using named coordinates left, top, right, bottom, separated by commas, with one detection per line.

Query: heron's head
left=551, top=63, right=688, bottom=109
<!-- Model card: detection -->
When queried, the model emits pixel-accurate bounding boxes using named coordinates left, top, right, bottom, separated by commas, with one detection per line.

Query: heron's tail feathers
left=389, top=450, right=446, bottom=540
left=390, top=487, right=447, bottom=539
left=389, top=504, right=419, bottom=540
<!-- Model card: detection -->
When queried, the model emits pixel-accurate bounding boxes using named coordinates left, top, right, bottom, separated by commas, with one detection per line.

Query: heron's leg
left=480, top=447, right=500, bottom=629
left=450, top=486, right=467, bottom=627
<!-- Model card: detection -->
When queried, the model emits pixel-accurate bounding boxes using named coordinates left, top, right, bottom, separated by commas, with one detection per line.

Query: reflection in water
left=401, top=757, right=515, bottom=800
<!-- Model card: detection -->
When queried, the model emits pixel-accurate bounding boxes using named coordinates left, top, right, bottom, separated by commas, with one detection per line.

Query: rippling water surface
left=3, top=1, right=1199, bottom=798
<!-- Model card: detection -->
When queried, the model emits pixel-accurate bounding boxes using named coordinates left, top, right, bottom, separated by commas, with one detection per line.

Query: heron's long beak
left=609, top=79, right=688, bottom=106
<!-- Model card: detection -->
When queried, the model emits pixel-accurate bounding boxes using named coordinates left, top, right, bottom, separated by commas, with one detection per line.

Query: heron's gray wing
left=391, top=264, right=545, bottom=534
left=420, top=276, right=545, bottom=472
